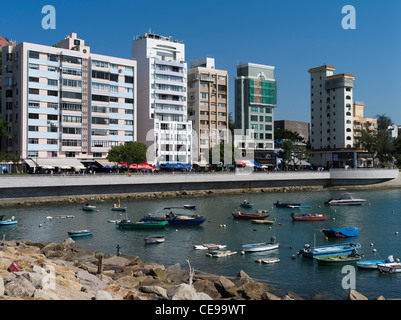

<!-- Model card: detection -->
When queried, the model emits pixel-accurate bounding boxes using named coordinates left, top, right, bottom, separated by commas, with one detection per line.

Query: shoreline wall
left=0, top=169, right=398, bottom=206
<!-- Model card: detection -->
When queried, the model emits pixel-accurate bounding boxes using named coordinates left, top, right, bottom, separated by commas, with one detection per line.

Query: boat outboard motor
left=271, top=236, right=276, bottom=244
left=303, top=244, right=311, bottom=252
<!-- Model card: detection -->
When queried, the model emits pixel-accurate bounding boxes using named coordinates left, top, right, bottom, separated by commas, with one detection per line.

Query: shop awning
left=35, top=158, right=85, bottom=170
left=24, top=159, right=38, bottom=168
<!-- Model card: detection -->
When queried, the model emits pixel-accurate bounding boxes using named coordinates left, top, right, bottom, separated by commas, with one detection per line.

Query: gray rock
left=196, top=292, right=213, bottom=300
left=16, top=271, right=45, bottom=289
left=5, top=275, right=36, bottom=297
left=95, top=289, right=113, bottom=300
left=140, top=285, right=168, bottom=299
left=347, top=289, right=368, bottom=300
left=76, top=270, right=107, bottom=289
left=167, top=283, right=198, bottom=300
left=0, top=276, right=4, bottom=296
left=34, top=289, right=59, bottom=300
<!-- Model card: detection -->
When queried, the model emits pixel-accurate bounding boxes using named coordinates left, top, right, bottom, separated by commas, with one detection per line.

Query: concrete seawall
left=0, top=169, right=398, bottom=204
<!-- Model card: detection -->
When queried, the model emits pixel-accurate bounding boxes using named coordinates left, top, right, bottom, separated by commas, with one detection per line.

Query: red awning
left=129, top=163, right=138, bottom=169
left=235, top=161, right=246, bottom=167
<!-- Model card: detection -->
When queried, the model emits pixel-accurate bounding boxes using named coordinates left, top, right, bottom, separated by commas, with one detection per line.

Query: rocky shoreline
left=0, top=238, right=382, bottom=300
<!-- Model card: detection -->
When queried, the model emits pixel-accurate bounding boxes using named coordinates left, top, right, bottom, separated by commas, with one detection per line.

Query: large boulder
left=140, top=285, right=168, bottom=299
left=167, top=283, right=198, bottom=300
left=4, top=275, right=36, bottom=297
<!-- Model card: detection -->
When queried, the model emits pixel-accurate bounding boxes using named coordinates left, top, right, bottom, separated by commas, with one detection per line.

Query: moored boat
left=141, top=213, right=206, bottom=226
left=206, top=250, right=237, bottom=258
left=194, top=244, right=227, bottom=250
left=255, top=258, right=280, bottom=264
left=144, top=236, right=165, bottom=244
left=290, top=213, right=328, bottom=221
left=357, top=256, right=396, bottom=269
left=0, top=217, right=18, bottom=226
left=251, top=219, right=275, bottom=224
left=322, top=227, right=359, bottom=238
left=82, top=204, right=97, bottom=211
left=116, top=220, right=168, bottom=230
left=325, top=193, right=366, bottom=206
left=274, top=201, right=301, bottom=208
left=378, top=262, right=401, bottom=273
left=240, top=202, right=254, bottom=208
left=242, top=238, right=279, bottom=252
left=299, top=242, right=361, bottom=259
left=111, top=199, right=126, bottom=211
left=183, top=205, right=196, bottom=209
left=232, top=210, right=269, bottom=220
left=316, top=253, right=362, bottom=265
left=68, top=229, right=93, bottom=237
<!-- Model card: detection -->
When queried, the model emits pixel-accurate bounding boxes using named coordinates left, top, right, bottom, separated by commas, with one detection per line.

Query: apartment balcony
left=199, top=74, right=216, bottom=82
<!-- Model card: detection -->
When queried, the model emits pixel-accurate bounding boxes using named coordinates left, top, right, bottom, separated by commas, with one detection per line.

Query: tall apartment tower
left=1, top=33, right=136, bottom=163
left=308, top=65, right=375, bottom=168
left=132, top=32, right=192, bottom=165
left=309, top=65, right=355, bottom=151
left=187, top=57, right=229, bottom=164
left=234, top=63, right=277, bottom=167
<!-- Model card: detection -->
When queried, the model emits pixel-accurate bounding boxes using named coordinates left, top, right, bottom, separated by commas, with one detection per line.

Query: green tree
left=277, top=140, right=294, bottom=170
left=376, top=114, right=393, bottom=131
left=107, top=141, right=147, bottom=165
left=274, top=128, right=303, bottom=142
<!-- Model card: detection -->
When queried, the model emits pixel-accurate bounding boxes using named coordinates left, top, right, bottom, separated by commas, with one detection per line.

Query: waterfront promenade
left=0, top=168, right=398, bottom=203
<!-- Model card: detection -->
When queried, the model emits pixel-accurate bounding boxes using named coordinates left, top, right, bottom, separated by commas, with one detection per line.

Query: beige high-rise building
left=187, top=58, right=229, bottom=164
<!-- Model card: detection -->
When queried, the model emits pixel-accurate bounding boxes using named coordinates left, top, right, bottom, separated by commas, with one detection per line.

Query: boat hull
left=240, top=203, right=254, bottom=208
left=301, top=243, right=361, bottom=259
left=68, top=230, right=92, bottom=237
left=206, top=250, right=237, bottom=257
left=82, top=206, right=97, bottom=211
left=316, top=254, right=362, bottom=265
left=357, top=260, right=389, bottom=269
left=111, top=207, right=127, bottom=212
left=242, top=242, right=279, bottom=252
left=232, top=211, right=269, bottom=220
left=326, top=200, right=365, bottom=206
left=291, top=213, right=328, bottom=221
left=0, top=220, right=18, bottom=226
left=274, top=202, right=301, bottom=208
left=378, top=263, right=401, bottom=273
left=141, top=216, right=206, bottom=226
left=145, top=236, right=165, bottom=244
left=251, top=219, right=275, bottom=224
left=117, top=221, right=168, bottom=230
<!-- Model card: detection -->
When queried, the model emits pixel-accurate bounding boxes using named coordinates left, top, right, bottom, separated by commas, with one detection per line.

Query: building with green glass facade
left=234, top=63, right=277, bottom=167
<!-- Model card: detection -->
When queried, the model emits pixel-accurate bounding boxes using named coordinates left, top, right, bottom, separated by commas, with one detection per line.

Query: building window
left=346, top=95, right=351, bottom=100
left=29, top=88, right=39, bottom=95
left=48, top=79, right=58, bottom=86
left=28, top=113, right=39, bottom=119
left=346, top=136, right=352, bottom=140
left=29, top=51, right=40, bottom=59
left=125, top=76, right=134, bottom=84
left=65, top=152, right=76, bottom=158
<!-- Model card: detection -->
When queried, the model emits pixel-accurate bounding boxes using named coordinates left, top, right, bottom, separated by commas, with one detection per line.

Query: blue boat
left=68, top=229, right=93, bottom=237
left=357, top=255, right=396, bottom=269
left=323, top=227, right=359, bottom=238
left=0, top=216, right=18, bottom=226
left=274, top=201, right=301, bottom=208
left=240, top=202, right=254, bottom=208
left=299, top=242, right=361, bottom=259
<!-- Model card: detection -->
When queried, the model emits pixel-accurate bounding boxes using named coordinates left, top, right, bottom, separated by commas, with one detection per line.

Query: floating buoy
left=392, top=210, right=395, bottom=214
left=333, top=218, right=336, bottom=221
left=241, top=251, right=245, bottom=255
left=325, top=237, right=328, bottom=241
left=369, top=203, right=371, bottom=206
left=175, top=229, right=178, bottom=232
left=291, top=255, right=296, bottom=259
left=39, top=224, right=42, bottom=227
left=223, top=224, right=226, bottom=228
left=268, top=227, right=272, bottom=230
left=97, top=210, right=99, bottom=212
left=370, top=243, right=374, bottom=246
left=373, top=248, right=377, bottom=252
left=273, top=218, right=276, bottom=221
left=396, top=232, right=399, bottom=235
left=334, top=210, right=336, bottom=212
left=318, top=206, right=321, bottom=209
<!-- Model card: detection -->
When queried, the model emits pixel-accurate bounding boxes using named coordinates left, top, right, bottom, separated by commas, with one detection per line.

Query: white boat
left=82, top=204, right=97, bottom=211
left=242, top=238, right=279, bottom=252
left=206, top=250, right=237, bottom=258
left=255, top=258, right=280, bottom=264
left=377, top=262, right=401, bottom=273
left=325, top=193, right=366, bottom=206
left=194, top=244, right=227, bottom=250
left=357, top=255, right=395, bottom=269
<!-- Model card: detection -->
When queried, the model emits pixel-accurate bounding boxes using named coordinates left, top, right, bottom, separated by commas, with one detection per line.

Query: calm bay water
left=2, top=188, right=401, bottom=299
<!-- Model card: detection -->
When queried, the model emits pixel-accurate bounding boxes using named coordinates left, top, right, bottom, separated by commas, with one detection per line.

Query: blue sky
left=2, top=0, right=401, bottom=124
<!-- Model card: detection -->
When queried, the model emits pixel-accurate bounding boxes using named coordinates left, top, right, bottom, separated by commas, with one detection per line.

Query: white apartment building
left=132, top=32, right=192, bottom=165
left=309, top=65, right=375, bottom=168
left=1, top=33, right=136, bottom=168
